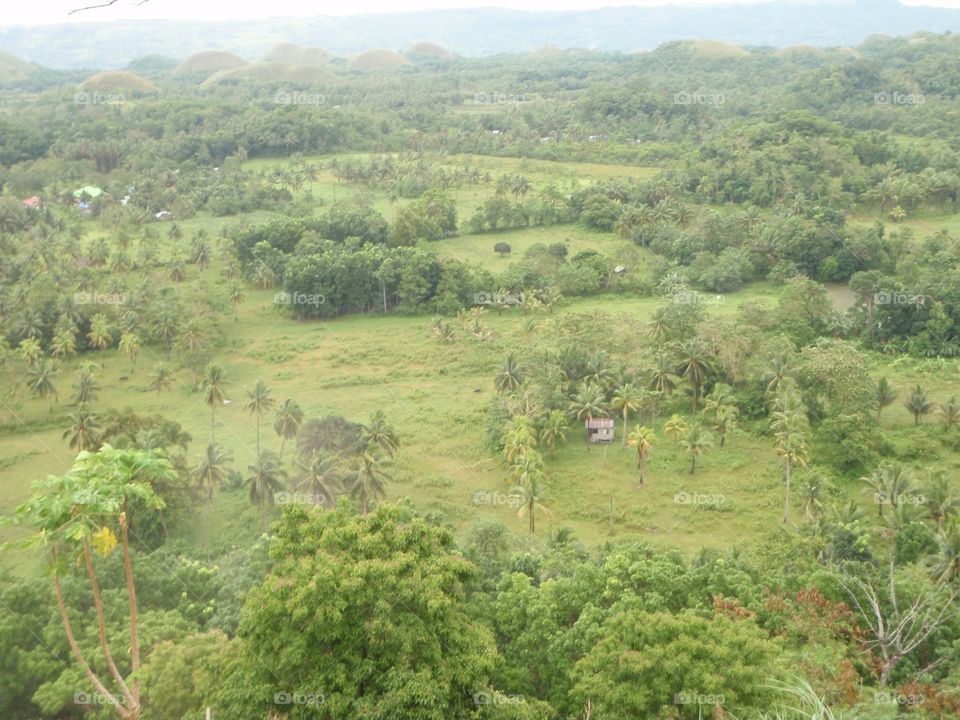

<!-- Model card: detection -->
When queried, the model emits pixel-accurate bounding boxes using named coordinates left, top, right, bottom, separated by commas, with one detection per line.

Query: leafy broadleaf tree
left=214, top=503, right=499, bottom=720
left=572, top=609, right=778, bottom=720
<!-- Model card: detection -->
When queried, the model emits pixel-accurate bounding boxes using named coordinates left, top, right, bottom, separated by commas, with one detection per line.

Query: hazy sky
left=3, top=0, right=959, bottom=26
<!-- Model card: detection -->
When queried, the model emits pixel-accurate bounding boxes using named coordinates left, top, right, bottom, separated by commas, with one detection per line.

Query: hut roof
left=585, top=418, right=615, bottom=428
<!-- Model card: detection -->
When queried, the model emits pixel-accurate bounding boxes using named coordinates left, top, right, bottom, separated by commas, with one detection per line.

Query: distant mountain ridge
left=2, top=0, right=960, bottom=69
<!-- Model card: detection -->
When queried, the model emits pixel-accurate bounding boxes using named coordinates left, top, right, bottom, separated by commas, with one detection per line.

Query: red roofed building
left=22, top=196, right=41, bottom=208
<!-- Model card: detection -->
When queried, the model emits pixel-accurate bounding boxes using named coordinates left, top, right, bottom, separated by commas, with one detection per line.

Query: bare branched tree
left=70, top=0, right=149, bottom=16
left=835, top=562, right=959, bottom=688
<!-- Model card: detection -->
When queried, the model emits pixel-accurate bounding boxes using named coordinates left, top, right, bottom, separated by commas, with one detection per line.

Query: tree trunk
left=52, top=548, right=134, bottom=720
left=210, top=405, right=216, bottom=444
left=621, top=410, right=628, bottom=447
left=783, top=460, right=792, bottom=525
left=82, top=539, right=135, bottom=708
left=279, top=435, right=287, bottom=462
left=690, top=453, right=696, bottom=474
left=120, top=510, right=142, bottom=712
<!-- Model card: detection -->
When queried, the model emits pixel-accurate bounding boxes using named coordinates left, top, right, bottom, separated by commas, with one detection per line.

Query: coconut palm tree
left=87, top=313, right=113, bottom=368
left=937, top=396, right=960, bottom=428
left=681, top=424, right=712, bottom=474
left=647, top=308, right=671, bottom=342
left=118, top=332, right=141, bottom=374
left=251, top=263, right=276, bottom=290
left=501, top=416, right=539, bottom=464
left=876, top=377, right=898, bottom=422
left=569, top=383, right=609, bottom=422
left=611, top=383, right=643, bottom=447
left=930, top=522, right=960, bottom=582
left=194, top=443, right=232, bottom=500
left=72, top=367, right=100, bottom=406
left=244, top=380, right=274, bottom=459
left=539, top=409, right=570, bottom=453
left=510, top=475, right=551, bottom=534
left=762, top=353, right=795, bottom=396
left=193, top=241, right=211, bottom=272
left=860, top=463, right=913, bottom=517
left=799, top=475, right=826, bottom=521
left=663, top=414, right=689, bottom=448
left=771, top=387, right=810, bottom=525
left=626, top=425, right=657, bottom=486
left=349, top=449, right=391, bottom=515
left=925, top=472, right=960, bottom=530
left=201, top=365, right=227, bottom=444
left=246, top=450, right=287, bottom=510
left=584, top=352, right=616, bottom=390
left=701, top=383, right=738, bottom=447
left=152, top=310, right=179, bottom=355
left=228, top=284, right=245, bottom=321
left=648, top=357, right=677, bottom=397
left=295, top=450, right=343, bottom=507
left=27, top=359, right=59, bottom=413
left=18, top=338, right=42, bottom=368
left=509, top=449, right=546, bottom=488
left=273, top=399, right=304, bottom=461
left=148, top=364, right=174, bottom=400
left=63, top=406, right=101, bottom=453
left=495, top=354, right=525, bottom=394
left=904, top=384, right=934, bottom=426
left=168, top=258, right=187, bottom=283
left=360, top=410, right=400, bottom=458
left=675, top=342, right=713, bottom=412
left=50, top=330, right=78, bottom=363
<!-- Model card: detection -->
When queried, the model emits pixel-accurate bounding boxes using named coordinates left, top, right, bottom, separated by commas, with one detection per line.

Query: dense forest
left=2, top=26, right=960, bottom=720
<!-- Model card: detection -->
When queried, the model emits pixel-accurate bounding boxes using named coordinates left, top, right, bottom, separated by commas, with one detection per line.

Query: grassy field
left=243, top=152, right=660, bottom=224
left=3, top=157, right=960, bottom=578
